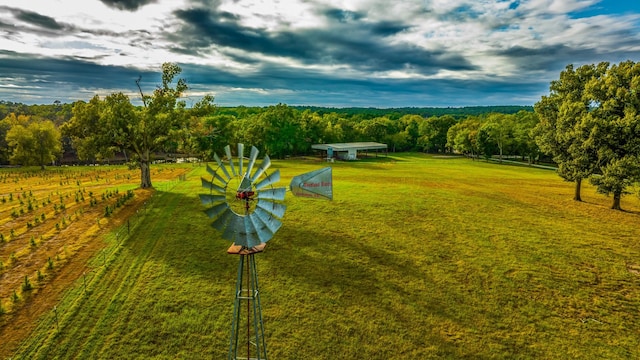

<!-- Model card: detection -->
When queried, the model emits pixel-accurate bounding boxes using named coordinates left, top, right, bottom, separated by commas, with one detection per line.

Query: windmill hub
left=235, top=190, right=255, bottom=200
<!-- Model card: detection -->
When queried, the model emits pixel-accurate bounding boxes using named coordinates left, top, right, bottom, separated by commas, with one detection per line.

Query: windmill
left=199, top=144, right=332, bottom=360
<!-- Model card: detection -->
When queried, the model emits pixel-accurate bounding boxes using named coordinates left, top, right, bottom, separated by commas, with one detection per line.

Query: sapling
left=22, top=275, right=33, bottom=291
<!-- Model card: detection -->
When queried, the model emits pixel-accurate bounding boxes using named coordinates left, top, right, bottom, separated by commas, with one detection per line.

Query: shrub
left=12, top=290, right=19, bottom=303
left=47, top=257, right=54, bottom=270
left=30, top=236, right=36, bottom=248
left=37, top=270, right=44, bottom=281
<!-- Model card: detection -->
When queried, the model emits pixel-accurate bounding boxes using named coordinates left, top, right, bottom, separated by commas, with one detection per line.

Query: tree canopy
left=3, top=115, right=61, bottom=169
left=62, top=62, right=214, bottom=188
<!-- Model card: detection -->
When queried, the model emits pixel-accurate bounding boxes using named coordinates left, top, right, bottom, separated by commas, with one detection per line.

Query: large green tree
left=63, top=62, right=214, bottom=188
left=417, top=115, right=456, bottom=153
left=511, top=111, right=540, bottom=163
left=5, top=118, right=62, bottom=169
left=533, top=63, right=607, bottom=201
left=446, top=117, right=482, bottom=158
left=478, top=113, right=513, bottom=163
left=583, top=60, right=640, bottom=210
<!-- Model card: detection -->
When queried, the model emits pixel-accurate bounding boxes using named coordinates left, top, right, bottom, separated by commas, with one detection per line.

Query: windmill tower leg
left=229, top=253, right=267, bottom=360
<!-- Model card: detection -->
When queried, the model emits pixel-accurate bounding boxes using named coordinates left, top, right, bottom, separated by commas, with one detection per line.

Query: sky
left=0, top=0, right=639, bottom=108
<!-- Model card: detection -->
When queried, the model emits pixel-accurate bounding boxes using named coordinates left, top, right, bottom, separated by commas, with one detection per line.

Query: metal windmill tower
left=199, top=144, right=332, bottom=360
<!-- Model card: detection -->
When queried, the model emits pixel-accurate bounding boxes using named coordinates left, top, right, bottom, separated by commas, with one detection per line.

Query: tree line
left=0, top=61, right=638, bottom=209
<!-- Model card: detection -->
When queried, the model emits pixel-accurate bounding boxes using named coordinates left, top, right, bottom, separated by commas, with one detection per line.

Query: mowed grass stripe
left=9, top=155, right=640, bottom=359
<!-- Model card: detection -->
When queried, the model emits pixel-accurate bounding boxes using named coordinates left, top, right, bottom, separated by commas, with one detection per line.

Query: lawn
left=3, top=153, right=640, bottom=359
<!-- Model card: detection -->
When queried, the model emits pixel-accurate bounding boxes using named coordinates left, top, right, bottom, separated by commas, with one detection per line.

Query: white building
left=311, top=142, right=388, bottom=160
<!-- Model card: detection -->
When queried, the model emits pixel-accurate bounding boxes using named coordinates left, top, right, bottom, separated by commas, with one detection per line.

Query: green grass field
left=8, top=153, right=640, bottom=359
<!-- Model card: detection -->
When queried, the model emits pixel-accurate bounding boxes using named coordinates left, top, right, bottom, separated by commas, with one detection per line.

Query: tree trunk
left=140, top=160, right=152, bottom=188
left=611, top=191, right=622, bottom=210
left=574, top=178, right=582, bottom=202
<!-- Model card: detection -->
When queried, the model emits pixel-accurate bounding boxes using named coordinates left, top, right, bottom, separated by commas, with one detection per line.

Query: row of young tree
left=0, top=61, right=638, bottom=209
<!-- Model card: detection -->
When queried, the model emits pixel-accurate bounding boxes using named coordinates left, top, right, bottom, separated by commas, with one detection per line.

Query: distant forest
left=222, top=105, right=533, bottom=120
left=0, top=101, right=532, bottom=122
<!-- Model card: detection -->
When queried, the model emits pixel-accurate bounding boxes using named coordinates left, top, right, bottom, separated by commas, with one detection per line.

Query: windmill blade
left=245, top=146, right=259, bottom=179
left=213, top=153, right=231, bottom=181
left=237, top=143, right=244, bottom=176
left=199, top=194, right=225, bottom=205
left=254, top=207, right=283, bottom=234
left=223, top=215, right=243, bottom=242
left=251, top=155, right=271, bottom=182
left=206, top=164, right=227, bottom=185
left=254, top=169, right=280, bottom=190
left=211, top=209, right=233, bottom=232
left=238, top=176, right=252, bottom=192
left=249, top=213, right=274, bottom=243
left=201, top=177, right=225, bottom=194
left=204, top=202, right=229, bottom=219
left=257, top=187, right=286, bottom=201
left=224, top=145, right=236, bottom=176
left=257, top=199, right=286, bottom=219
left=241, top=216, right=261, bottom=248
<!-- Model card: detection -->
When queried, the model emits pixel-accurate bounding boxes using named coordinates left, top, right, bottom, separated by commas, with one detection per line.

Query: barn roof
left=311, top=142, right=388, bottom=152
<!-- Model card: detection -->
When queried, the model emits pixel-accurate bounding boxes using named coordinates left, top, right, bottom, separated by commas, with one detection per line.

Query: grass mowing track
left=7, top=153, right=640, bottom=359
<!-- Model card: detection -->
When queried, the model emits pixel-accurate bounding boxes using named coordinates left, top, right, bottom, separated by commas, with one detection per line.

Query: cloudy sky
left=0, top=0, right=639, bottom=107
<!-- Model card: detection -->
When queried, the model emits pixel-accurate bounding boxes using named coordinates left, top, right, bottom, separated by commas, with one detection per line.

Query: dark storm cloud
left=0, top=48, right=542, bottom=107
left=8, top=7, right=64, bottom=30
left=99, top=0, right=158, bottom=11
left=0, top=6, right=74, bottom=36
left=323, top=9, right=366, bottom=23
left=171, top=7, right=476, bottom=74
left=495, top=42, right=640, bottom=73
left=370, top=21, right=411, bottom=37
left=178, top=61, right=546, bottom=107
left=0, top=51, right=158, bottom=98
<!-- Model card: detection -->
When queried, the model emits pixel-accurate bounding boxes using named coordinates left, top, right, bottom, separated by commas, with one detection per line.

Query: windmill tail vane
left=289, top=166, right=333, bottom=200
